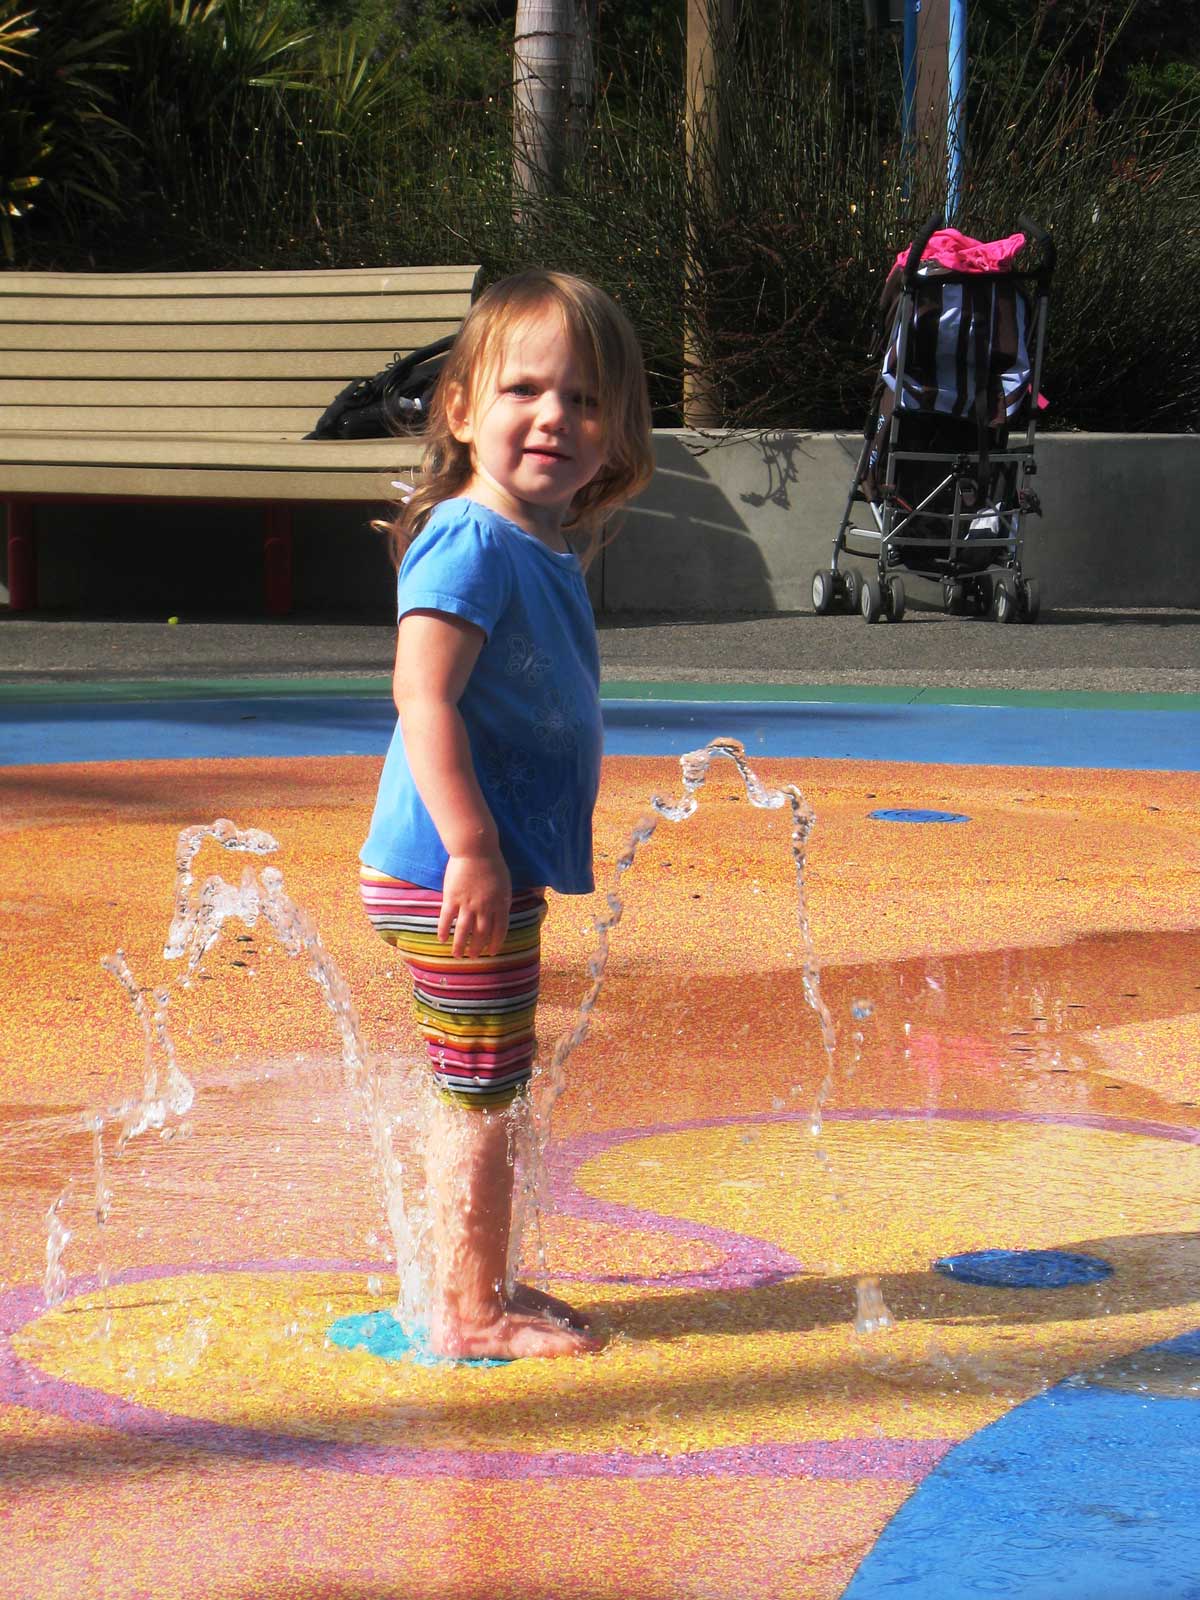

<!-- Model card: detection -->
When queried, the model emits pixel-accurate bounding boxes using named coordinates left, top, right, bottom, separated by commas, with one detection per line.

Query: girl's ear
left=445, top=382, right=473, bottom=445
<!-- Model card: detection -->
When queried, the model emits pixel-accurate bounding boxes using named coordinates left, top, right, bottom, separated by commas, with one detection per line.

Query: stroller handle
left=902, top=214, right=944, bottom=289
left=1018, top=216, right=1057, bottom=290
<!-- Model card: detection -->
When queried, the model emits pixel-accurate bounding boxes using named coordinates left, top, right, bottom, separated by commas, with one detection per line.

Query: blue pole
left=946, top=0, right=966, bottom=222
left=902, top=0, right=918, bottom=147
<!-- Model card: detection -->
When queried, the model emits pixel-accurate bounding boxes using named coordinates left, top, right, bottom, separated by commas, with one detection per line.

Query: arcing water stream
left=45, top=739, right=891, bottom=1346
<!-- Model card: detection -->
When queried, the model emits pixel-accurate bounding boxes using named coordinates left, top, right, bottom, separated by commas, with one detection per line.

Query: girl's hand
left=440, top=851, right=512, bottom=957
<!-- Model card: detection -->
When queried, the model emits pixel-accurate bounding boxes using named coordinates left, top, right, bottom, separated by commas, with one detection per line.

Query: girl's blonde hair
left=379, top=270, right=653, bottom=569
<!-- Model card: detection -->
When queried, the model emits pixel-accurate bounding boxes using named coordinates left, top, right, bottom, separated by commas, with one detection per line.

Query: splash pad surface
left=1, top=688, right=1197, bottom=1599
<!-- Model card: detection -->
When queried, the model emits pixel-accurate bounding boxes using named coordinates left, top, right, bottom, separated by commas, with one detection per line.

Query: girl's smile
left=446, top=307, right=608, bottom=548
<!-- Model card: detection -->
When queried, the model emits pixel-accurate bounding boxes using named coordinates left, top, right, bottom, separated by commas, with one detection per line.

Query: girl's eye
left=506, top=382, right=536, bottom=397
left=575, top=393, right=599, bottom=410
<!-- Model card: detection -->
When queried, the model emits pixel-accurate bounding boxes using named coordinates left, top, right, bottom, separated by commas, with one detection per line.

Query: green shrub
left=674, top=6, right=1200, bottom=431
left=0, top=0, right=129, bottom=260
left=3, top=0, right=1196, bottom=432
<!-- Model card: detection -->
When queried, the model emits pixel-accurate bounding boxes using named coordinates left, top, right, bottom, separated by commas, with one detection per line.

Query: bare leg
left=424, top=1094, right=599, bottom=1360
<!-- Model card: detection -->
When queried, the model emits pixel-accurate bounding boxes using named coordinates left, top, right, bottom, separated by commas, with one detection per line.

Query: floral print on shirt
left=480, top=742, right=537, bottom=805
left=531, top=686, right=579, bottom=754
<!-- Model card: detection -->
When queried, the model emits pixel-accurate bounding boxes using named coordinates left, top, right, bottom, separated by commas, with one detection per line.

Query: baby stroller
left=812, top=214, right=1055, bottom=623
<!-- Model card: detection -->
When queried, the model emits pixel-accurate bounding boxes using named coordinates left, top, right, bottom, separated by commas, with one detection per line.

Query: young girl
left=359, top=270, right=654, bottom=1360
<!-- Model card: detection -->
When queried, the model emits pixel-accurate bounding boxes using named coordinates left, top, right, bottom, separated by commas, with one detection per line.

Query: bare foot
left=510, top=1281, right=594, bottom=1333
left=429, top=1297, right=601, bottom=1361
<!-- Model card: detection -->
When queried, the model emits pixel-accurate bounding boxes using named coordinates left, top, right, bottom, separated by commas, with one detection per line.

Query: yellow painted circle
left=13, top=1119, right=1200, bottom=1460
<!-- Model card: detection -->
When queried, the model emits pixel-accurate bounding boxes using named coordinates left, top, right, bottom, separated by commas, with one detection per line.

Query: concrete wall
left=602, top=431, right=1200, bottom=612
left=3, top=432, right=1197, bottom=615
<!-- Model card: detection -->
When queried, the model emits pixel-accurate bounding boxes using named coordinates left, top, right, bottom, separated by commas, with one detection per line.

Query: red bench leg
left=6, top=501, right=35, bottom=612
left=263, top=505, right=293, bottom=616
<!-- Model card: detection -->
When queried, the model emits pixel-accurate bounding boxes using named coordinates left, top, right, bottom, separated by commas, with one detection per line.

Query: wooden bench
left=0, top=264, right=480, bottom=614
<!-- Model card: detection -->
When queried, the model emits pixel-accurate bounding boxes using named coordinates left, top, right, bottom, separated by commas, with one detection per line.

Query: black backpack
left=305, top=334, right=455, bottom=440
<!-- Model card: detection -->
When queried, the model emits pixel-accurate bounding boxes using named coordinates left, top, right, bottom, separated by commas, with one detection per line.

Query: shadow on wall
left=738, top=429, right=810, bottom=512
left=604, top=434, right=776, bottom=613
left=605, top=429, right=1200, bottom=615
left=603, top=431, right=856, bottom=615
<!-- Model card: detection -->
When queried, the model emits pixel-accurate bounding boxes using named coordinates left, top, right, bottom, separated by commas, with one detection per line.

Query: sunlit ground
left=1, top=747, right=1197, bottom=1599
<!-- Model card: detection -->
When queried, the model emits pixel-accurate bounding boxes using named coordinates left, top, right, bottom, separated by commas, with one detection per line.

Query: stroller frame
left=814, top=215, right=1055, bottom=624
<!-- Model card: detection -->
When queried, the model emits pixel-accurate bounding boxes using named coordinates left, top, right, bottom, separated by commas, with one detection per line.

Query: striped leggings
left=359, top=866, right=547, bottom=1109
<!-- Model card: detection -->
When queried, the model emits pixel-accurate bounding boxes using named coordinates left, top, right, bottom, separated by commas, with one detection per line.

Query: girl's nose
left=535, top=389, right=567, bottom=429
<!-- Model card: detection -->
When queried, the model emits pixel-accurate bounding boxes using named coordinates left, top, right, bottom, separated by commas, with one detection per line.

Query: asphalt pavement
left=0, top=607, right=1197, bottom=696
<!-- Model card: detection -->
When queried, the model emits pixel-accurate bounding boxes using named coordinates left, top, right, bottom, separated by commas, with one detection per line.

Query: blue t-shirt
left=360, top=498, right=603, bottom=894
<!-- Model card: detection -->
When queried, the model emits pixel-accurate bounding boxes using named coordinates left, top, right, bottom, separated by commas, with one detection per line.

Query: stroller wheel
left=1022, top=577, right=1042, bottom=623
left=992, top=574, right=1018, bottom=624
left=842, top=567, right=863, bottom=614
left=942, top=579, right=965, bottom=615
left=861, top=574, right=884, bottom=624
left=887, top=576, right=906, bottom=622
left=811, top=569, right=835, bottom=614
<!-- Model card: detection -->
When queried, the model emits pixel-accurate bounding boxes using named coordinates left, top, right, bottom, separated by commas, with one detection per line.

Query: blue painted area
left=0, top=696, right=396, bottom=766
left=327, top=1310, right=509, bottom=1368
left=934, top=1248, right=1113, bottom=1288
left=870, top=808, right=970, bottom=824
left=843, top=1329, right=1200, bottom=1599
left=601, top=700, right=1200, bottom=771
left=1, top=694, right=1197, bottom=771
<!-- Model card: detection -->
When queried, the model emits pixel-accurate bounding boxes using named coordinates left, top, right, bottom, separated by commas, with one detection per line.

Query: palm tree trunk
left=513, top=0, right=593, bottom=212
left=683, top=0, right=732, bottom=426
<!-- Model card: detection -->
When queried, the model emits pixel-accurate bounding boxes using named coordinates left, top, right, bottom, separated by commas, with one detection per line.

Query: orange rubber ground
left=1, top=751, right=1197, bottom=1598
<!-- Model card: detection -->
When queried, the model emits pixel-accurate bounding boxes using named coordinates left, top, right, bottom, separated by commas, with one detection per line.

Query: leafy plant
left=6, top=0, right=1196, bottom=433
left=669, top=2, right=1200, bottom=431
left=0, top=2, right=40, bottom=258
left=0, top=0, right=129, bottom=260
left=0, top=0, right=36, bottom=73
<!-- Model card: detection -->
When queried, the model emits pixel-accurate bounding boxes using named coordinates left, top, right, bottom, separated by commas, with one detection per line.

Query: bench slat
left=4, top=291, right=475, bottom=324
left=0, top=350, right=429, bottom=380
left=0, top=321, right=463, bottom=353
left=0, top=266, right=480, bottom=297
left=0, top=406, right=343, bottom=431
left=0, top=379, right=366, bottom=405
left=0, top=462, right=411, bottom=501
left=0, top=431, right=421, bottom=465
left=0, top=430, right=422, bottom=500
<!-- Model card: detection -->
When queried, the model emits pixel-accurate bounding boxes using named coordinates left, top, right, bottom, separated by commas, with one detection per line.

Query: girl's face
left=446, top=305, right=607, bottom=546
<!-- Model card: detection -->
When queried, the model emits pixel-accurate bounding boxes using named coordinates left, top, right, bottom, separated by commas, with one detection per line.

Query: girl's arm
left=393, top=609, right=511, bottom=958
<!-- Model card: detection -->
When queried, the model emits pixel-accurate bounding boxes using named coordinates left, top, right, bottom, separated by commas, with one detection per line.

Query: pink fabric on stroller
left=890, top=228, right=1049, bottom=409
left=893, top=227, right=1028, bottom=275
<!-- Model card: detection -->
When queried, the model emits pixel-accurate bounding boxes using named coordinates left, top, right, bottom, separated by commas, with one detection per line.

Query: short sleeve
left=395, top=505, right=513, bottom=636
